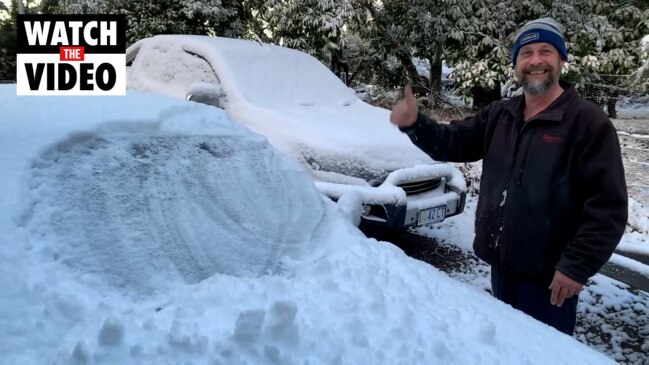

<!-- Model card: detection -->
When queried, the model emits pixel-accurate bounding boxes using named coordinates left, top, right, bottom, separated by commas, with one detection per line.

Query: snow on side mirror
left=186, top=82, right=221, bottom=108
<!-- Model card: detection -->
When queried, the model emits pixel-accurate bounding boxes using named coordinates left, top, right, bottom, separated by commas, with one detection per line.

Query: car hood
left=227, top=101, right=437, bottom=185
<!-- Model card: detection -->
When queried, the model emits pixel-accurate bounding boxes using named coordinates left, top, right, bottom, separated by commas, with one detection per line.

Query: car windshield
left=200, top=37, right=358, bottom=107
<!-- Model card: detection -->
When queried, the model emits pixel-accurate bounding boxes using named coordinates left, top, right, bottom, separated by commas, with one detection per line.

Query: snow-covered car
left=0, top=85, right=611, bottom=364
left=125, top=35, right=467, bottom=230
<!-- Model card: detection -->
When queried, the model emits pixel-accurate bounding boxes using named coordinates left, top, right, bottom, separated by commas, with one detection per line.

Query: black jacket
left=400, top=83, right=628, bottom=285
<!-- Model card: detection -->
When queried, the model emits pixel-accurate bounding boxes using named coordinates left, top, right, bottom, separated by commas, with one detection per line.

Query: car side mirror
left=186, top=82, right=221, bottom=107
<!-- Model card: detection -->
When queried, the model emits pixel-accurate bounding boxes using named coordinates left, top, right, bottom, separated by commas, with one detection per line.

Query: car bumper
left=360, top=189, right=466, bottom=230
left=315, top=164, right=467, bottom=230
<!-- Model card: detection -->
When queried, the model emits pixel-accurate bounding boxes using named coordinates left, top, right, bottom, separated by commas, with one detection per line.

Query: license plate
left=417, top=205, right=447, bottom=225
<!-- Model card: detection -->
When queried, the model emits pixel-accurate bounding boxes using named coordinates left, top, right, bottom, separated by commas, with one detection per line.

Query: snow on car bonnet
left=18, top=101, right=328, bottom=292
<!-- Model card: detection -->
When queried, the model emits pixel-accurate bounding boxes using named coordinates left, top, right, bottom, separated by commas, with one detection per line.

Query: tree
left=6, top=0, right=643, bottom=106
left=533, top=1, right=648, bottom=117
left=442, top=0, right=648, bottom=108
left=0, top=2, right=15, bottom=81
left=378, top=0, right=473, bottom=100
left=442, top=0, right=518, bottom=108
left=255, top=0, right=362, bottom=84
left=47, top=0, right=239, bottom=46
left=629, top=35, right=648, bottom=93
left=552, top=1, right=648, bottom=86
left=0, top=0, right=40, bottom=81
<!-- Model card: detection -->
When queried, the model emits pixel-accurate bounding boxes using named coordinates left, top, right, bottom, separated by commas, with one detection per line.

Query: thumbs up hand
left=389, top=84, right=418, bottom=128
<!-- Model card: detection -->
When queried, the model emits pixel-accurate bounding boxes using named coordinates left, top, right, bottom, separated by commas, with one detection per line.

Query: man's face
left=515, top=42, right=564, bottom=95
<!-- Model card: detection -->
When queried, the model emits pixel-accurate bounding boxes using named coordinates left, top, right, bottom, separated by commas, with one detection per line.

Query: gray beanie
left=511, top=18, right=567, bottom=65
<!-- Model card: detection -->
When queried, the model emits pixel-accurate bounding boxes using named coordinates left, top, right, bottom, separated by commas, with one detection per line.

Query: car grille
left=398, top=178, right=442, bottom=195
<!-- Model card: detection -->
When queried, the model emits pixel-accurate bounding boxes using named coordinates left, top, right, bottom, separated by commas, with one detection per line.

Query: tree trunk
left=392, top=46, right=427, bottom=94
left=347, top=60, right=365, bottom=86
left=330, top=48, right=350, bottom=85
left=428, top=45, right=443, bottom=106
left=471, top=85, right=501, bottom=110
left=607, top=93, right=618, bottom=119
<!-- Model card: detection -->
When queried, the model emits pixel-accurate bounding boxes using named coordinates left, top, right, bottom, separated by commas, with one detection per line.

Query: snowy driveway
left=616, top=119, right=649, bottom=211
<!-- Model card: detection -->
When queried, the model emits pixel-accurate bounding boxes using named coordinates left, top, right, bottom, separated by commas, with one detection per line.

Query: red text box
left=60, top=46, right=85, bottom=61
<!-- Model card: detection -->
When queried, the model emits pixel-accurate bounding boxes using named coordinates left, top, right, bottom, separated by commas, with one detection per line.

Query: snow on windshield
left=23, top=125, right=326, bottom=292
left=182, top=35, right=358, bottom=107
left=2, top=88, right=328, bottom=293
left=128, top=39, right=220, bottom=99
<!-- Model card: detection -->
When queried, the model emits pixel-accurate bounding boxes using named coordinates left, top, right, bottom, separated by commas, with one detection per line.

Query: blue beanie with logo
left=511, top=18, right=567, bottom=65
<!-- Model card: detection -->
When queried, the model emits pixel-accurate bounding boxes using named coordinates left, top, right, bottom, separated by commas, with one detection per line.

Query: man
left=390, top=18, right=628, bottom=335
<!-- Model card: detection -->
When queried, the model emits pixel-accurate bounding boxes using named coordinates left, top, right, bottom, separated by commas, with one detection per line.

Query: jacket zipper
left=516, top=129, right=537, bottom=186
left=495, top=119, right=537, bottom=261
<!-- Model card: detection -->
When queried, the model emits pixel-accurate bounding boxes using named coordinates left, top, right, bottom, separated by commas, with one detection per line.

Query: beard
left=515, top=63, right=561, bottom=95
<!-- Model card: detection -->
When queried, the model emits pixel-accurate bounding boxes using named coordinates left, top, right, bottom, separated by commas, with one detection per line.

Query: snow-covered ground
left=414, top=200, right=649, bottom=363
left=0, top=85, right=616, bottom=364
left=618, top=98, right=649, bottom=120
left=613, top=115, right=649, bottom=259
left=413, top=161, right=649, bottom=363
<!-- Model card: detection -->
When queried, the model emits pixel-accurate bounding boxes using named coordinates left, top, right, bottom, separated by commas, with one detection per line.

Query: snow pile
left=576, top=275, right=649, bottom=363
left=0, top=85, right=612, bottom=364
left=618, top=198, right=649, bottom=255
left=608, top=254, right=649, bottom=278
left=452, top=161, right=483, bottom=195
left=617, top=98, right=649, bottom=119
left=336, top=191, right=364, bottom=226
left=416, top=196, right=649, bottom=363
left=627, top=198, right=649, bottom=235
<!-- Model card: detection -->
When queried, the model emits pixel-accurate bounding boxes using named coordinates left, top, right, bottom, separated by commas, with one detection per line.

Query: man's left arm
left=556, top=119, right=629, bottom=287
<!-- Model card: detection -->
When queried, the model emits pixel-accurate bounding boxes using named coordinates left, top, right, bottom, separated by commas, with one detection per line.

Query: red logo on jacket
left=541, top=134, right=562, bottom=143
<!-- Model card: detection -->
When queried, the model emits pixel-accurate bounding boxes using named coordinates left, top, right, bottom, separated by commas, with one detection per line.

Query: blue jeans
left=491, top=265, right=578, bottom=335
